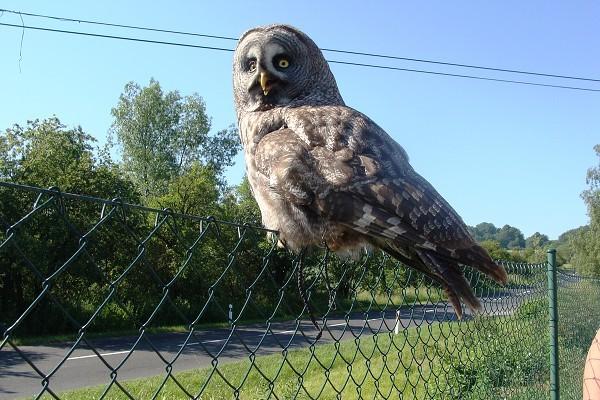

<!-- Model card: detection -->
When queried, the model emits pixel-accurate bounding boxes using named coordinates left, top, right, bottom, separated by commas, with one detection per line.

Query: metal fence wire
left=1, top=182, right=599, bottom=400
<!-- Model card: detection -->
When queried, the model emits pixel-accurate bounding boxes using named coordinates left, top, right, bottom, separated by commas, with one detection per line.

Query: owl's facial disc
left=242, top=41, right=293, bottom=109
left=234, top=25, right=345, bottom=114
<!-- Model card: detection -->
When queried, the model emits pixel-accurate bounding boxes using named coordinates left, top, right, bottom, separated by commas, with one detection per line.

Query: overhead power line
left=327, top=59, right=600, bottom=92
left=2, top=7, right=599, bottom=84
left=0, top=9, right=240, bottom=42
left=321, top=48, right=600, bottom=83
left=0, top=22, right=599, bottom=93
left=0, top=23, right=235, bottom=53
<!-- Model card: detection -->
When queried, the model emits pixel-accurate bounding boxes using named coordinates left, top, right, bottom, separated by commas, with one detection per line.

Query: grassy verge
left=45, top=297, right=549, bottom=400
left=556, top=280, right=600, bottom=400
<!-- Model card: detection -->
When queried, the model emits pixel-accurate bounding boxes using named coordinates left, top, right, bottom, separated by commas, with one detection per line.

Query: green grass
left=556, top=280, right=600, bottom=400
left=45, top=298, right=550, bottom=400
left=30, top=279, right=600, bottom=400
left=343, top=286, right=444, bottom=311
left=47, top=323, right=464, bottom=399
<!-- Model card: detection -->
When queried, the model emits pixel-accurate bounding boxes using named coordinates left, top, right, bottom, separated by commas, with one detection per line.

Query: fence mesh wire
left=556, top=270, right=600, bottom=400
left=0, top=182, right=599, bottom=400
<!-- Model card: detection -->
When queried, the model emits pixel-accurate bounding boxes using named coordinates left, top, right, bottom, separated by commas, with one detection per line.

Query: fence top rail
left=0, top=180, right=277, bottom=233
left=557, top=268, right=600, bottom=281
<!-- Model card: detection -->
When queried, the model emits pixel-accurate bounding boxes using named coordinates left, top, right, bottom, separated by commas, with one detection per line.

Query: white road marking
left=65, top=314, right=427, bottom=361
left=68, top=350, right=130, bottom=361
left=180, top=321, right=351, bottom=347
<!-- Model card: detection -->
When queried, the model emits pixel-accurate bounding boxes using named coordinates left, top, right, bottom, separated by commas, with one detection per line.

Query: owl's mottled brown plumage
left=232, top=24, right=507, bottom=317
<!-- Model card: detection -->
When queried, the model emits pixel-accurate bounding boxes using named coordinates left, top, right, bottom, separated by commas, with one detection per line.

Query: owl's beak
left=260, top=72, right=270, bottom=96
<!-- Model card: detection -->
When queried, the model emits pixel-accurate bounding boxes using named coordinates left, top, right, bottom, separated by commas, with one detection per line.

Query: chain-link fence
left=556, top=270, right=600, bottom=400
left=1, top=181, right=599, bottom=399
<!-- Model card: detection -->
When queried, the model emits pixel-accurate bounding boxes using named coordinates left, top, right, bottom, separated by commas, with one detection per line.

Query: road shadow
left=0, top=343, right=51, bottom=396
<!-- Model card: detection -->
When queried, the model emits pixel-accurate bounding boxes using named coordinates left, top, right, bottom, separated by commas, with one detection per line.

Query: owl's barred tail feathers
left=451, top=245, right=509, bottom=286
left=379, top=240, right=508, bottom=318
left=320, top=191, right=509, bottom=318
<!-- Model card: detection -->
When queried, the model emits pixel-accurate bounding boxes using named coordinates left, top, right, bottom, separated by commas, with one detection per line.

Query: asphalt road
left=0, top=290, right=536, bottom=399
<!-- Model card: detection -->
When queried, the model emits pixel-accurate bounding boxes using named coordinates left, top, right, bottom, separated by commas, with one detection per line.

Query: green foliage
left=221, top=175, right=262, bottom=226
left=0, top=118, right=265, bottom=338
left=0, top=117, right=134, bottom=197
left=556, top=278, right=600, bottom=399
left=0, top=117, right=141, bottom=336
left=571, top=144, right=600, bottom=276
left=479, top=240, right=526, bottom=263
left=149, top=162, right=220, bottom=216
left=468, top=222, right=525, bottom=249
left=468, top=222, right=498, bottom=242
left=496, top=224, right=526, bottom=249
left=555, top=226, right=584, bottom=263
left=110, top=78, right=240, bottom=200
left=507, top=232, right=552, bottom=264
left=525, top=232, right=549, bottom=249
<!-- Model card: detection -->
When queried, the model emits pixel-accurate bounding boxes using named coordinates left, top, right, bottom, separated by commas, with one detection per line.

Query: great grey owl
left=232, top=24, right=507, bottom=317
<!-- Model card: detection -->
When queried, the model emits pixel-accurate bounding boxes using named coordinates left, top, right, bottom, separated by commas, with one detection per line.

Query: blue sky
left=0, top=1, right=598, bottom=239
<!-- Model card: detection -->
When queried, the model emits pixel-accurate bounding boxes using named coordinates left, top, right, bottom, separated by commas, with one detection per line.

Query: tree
left=468, top=222, right=525, bottom=249
left=110, top=79, right=240, bottom=200
left=526, top=232, right=550, bottom=249
left=1, top=117, right=135, bottom=197
left=554, top=226, right=585, bottom=265
left=0, top=117, right=141, bottom=335
left=468, top=222, right=499, bottom=243
left=572, top=145, right=600, bottom=276
left=496, top=224, right=526, bottom=249
left=479, top=240, right=525, bottom=263
left=513, top=232, right=550, bottom=264
left=221, top=176, right=262, bottom=226
left=150, top=162, right=220, bottom=217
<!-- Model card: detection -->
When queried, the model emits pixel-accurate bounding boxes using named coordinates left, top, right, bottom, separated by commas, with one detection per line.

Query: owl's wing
left=313, top=113, right=507, bottom=317
left=253, top=111, right=507, bottom=317
left=318, top=174, right=506, bottom=316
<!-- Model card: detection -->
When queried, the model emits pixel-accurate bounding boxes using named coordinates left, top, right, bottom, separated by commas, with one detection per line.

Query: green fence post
left=547, top=249, right=559, bottom=400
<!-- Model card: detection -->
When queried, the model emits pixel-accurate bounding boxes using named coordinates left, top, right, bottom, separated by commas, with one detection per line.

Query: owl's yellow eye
left=277, top=58, right=290, bottom=69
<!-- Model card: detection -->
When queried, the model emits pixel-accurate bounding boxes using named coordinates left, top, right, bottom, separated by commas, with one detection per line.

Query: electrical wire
left=327, top=59, right=600, bottom=92
left=0, top=21, right=598, bottom=92
left=322, top=48, right=600, bottom=83
left=0, top=8, right=239, bottom=42
left=1, top=7, right=599, bottom=83
left=0, top=22, right=235, bottom=53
